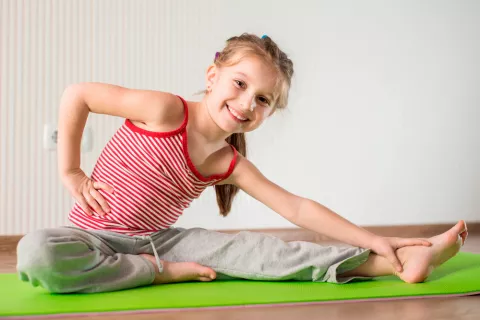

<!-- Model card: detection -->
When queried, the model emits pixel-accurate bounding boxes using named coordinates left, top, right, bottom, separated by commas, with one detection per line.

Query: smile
left=226, top=105, right=248, bottom=122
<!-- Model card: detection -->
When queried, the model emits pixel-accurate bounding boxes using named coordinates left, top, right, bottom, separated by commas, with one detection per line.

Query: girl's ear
left=206, top=64, right=217, bottom=88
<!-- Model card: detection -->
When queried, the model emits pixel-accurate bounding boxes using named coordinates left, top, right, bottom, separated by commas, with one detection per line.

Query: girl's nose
left=239, top=94, right=255, bottom=111
left=239, top=102, right=252, bottom=114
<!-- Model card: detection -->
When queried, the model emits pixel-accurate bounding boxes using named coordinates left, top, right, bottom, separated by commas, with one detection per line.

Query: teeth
left=227, top=105, right=247, bottom=121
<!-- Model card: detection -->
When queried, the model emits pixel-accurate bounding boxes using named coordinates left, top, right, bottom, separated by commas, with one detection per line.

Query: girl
left=17, top=33, right=468, bottom=293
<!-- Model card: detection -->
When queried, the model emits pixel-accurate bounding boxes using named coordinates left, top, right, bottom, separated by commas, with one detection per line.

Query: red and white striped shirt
left=68, top=96, right=238, bottom=236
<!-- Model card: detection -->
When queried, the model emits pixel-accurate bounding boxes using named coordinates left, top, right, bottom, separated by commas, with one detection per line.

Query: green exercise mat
left=1, top=252, right=479, bottom=317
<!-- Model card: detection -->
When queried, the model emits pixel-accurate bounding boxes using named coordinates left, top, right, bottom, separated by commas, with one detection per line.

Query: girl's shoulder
left=128, top=92, right=186, bottom=133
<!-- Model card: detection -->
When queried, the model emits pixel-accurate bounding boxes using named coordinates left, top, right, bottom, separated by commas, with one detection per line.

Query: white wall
left=1, top=0, right=479, bottom=235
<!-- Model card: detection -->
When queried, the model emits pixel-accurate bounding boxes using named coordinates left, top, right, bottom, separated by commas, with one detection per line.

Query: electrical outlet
left=81, top=126, right=93, bottom=152
left=43, top=124, right=58, bottom=150
left=43, top=124, right=93, bottom=152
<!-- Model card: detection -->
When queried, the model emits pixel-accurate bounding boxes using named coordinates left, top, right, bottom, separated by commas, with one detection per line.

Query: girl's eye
left=234, top=80, right=245, bottom=88
left=233, top=80, right=271, bottom=106
left=258, top=96, right=270, bottom=106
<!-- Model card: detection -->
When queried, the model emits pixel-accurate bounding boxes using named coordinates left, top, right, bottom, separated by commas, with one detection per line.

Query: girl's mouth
left=226, top=104, right=248, bottom=122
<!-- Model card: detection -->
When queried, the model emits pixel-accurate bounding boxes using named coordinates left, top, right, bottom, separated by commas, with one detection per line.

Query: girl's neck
left=188, top=99, right=231, bottom=146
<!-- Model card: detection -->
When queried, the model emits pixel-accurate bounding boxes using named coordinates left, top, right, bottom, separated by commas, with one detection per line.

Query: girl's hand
left=370, top=236, right=432, bottom=272
left=62, top=169, right=114, bottom=216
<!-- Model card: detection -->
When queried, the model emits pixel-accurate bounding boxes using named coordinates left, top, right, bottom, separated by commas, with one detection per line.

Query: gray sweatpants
left=16, top=226, right=371, bottom=293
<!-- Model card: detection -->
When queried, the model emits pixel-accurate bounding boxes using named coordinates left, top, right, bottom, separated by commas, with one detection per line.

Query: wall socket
left=43, top=124, right=58, bottom=150
left=43, top=124, right=93, bottom=152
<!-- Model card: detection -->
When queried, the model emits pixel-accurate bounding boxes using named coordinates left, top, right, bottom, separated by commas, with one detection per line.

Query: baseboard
left=1, top=223, right=478, bottom=255
left=0, top=235, right=22, bottom=255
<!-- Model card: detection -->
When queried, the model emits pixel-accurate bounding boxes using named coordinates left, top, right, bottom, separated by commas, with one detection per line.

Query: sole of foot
left=396, top=220, right=467, bottom=283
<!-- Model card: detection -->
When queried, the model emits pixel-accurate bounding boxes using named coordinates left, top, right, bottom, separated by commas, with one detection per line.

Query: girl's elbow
left=62, top=83, right=83, bottom=100
left=60, top=84, right=87, bottom=111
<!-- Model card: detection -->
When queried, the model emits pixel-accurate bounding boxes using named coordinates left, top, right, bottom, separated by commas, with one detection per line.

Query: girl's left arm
left=224, top=155, right=377, bottom=249
left=223, top=155, right=430, bottom=272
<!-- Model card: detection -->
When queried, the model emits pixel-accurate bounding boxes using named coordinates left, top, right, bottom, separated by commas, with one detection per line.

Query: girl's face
left=205, top=56, right=279, bottom=134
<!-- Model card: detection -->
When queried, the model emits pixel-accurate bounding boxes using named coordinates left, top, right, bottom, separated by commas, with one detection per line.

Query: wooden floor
left=1, top=228, right=479, bottom=320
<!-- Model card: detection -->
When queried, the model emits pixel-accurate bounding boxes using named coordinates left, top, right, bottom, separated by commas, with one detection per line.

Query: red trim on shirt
left=124, top=95, right=188, bottom=138
left=182, top=132, right=238, bottom=182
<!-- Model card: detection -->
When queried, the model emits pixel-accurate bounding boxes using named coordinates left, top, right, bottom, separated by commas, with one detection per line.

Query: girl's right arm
left=58, top=82, right=182, bottom=216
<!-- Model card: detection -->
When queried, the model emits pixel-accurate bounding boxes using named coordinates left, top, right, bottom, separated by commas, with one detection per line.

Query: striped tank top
left=68, top=96, right=238, bottom=236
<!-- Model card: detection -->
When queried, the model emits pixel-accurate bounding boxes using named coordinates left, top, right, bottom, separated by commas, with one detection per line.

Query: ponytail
left=215, top=132, right=246, bottom=216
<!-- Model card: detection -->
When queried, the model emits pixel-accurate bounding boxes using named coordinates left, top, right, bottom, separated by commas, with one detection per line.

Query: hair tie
left=261, top=34, right=268, bottom=39
left=214, top=52, right=220, bottom=62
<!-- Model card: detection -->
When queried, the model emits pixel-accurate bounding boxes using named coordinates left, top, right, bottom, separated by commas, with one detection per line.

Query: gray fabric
left=16, top=226, right=371, bottom=293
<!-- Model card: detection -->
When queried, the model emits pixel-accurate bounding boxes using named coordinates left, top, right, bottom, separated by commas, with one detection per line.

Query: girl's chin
left=218, top=120, right=248, bottom=135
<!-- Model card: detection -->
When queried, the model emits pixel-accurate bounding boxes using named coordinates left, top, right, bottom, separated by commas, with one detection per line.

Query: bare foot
left=139, top=254, right=217, bottom=284
left=396, top=220, right=467, bottom=283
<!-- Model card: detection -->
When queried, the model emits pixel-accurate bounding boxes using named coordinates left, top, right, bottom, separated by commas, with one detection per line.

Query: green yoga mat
left=1, top=252, right=479, bottom=318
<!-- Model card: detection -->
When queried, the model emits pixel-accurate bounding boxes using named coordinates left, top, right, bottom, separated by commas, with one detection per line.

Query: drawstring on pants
left=139, top=235, right=163, bottom=273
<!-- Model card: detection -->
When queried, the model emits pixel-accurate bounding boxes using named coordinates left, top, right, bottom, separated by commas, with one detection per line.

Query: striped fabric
left=68, top=96, right=238, bottom=236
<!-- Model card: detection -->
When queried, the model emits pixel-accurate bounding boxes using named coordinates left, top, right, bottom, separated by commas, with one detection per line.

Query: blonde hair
left=212, top=33, right=294, bottom=216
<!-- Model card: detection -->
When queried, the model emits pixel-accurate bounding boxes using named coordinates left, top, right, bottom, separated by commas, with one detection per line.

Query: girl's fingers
left=423, top=239, right=432, bottom=246
left=90, top=189, right=111, bottom=213
left=77, top=197, right=93, bottom=216
left=93, top=181, right=114, bottom=194
left=388, top=252, right=403, bottom=273
left=414, top=239, right=432, bottom=247
left=398, top=238, right=431, bottom=247
left=83, top=190, right=105, bottom=216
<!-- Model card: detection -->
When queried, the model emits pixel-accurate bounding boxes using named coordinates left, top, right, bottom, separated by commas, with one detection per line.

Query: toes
left=451, top=220, right=465, bottom=234
left=154, top=261, right=217, bottom=284
left=460, top=230, right=468, bottom=245
left=445, top=221, right=466, bottom=241
left=451, top=221, right=469, bottom=245
left=190, top=263, right=215, bottom=277
left=188, top=268, right=215, bottom=282
left=199, top=267, right=216, bottom=280
left=176, top=262, right=216, bottom=281
left=195, top=272, right=215, bottom=282
left=198, top=277, right=214, bottom=282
